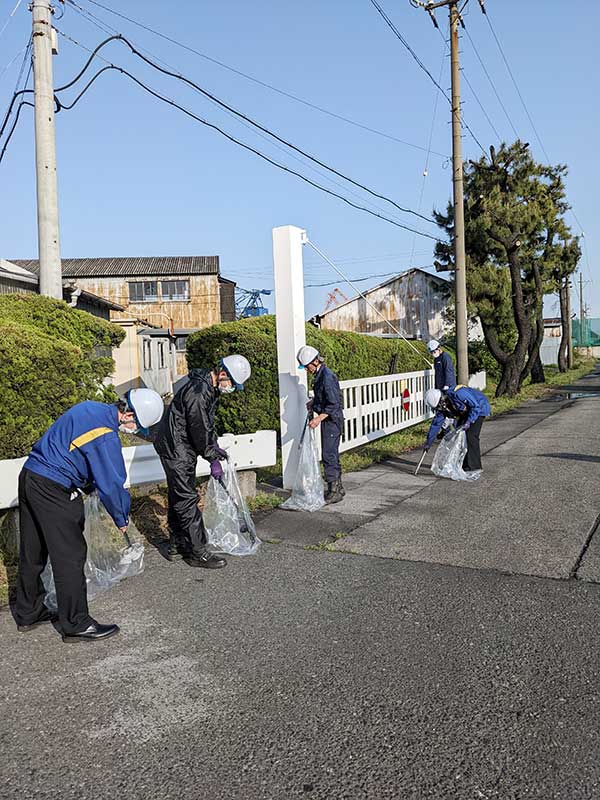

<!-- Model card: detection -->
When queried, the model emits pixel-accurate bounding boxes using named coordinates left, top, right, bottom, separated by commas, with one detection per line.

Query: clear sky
left=0, top=0, right=597, bottom=320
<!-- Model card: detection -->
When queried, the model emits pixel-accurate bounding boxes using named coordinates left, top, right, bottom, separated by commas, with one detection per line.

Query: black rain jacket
left=154, top=368, right=221, bottom=463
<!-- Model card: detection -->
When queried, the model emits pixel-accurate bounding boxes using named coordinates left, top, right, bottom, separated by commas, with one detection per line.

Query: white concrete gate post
left=272, top=225, right=308, bottom=489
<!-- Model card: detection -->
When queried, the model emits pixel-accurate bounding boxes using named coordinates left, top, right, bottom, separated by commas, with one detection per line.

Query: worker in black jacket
left=428, top=339, right=456, bottom=391
left=154, top=354, right=251, bottom=568
left=297, top=345, right=345, bottom=504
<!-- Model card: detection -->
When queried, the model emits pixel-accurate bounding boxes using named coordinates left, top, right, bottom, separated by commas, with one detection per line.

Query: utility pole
left=411, top=0, right=469, bottom=383
left=566, top=277, right=573, bottom=368
left=31, top=0, right=62, bottom=299
left=579, top=272, right=586, bottom=349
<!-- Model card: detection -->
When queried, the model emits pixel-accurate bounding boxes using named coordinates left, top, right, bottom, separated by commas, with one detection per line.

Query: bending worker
left=14, top=389, right=164, bottom=643
left=427, top=339, right=456, bottom=391
left=154, top=355, right=251, bottom=567
left=424, top=386, right=491, bottom=472
left=297, top=345, right=345, bottom=504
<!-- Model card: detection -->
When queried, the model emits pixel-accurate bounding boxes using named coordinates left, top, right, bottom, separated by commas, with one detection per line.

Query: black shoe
left=325, top=480, right=344, bottom=505
left=17, top=610, right=56, bottom=632
left=62, top=621, right=120, bottom=643
left=186, top=549, right=227, bottom=569
left=324, top=481, right=333, bottom=501
left=165, top=534, right=192, bottom=561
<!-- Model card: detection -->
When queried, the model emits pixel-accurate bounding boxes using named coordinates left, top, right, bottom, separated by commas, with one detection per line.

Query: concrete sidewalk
left=262, top=370, right=600, bottom=581
left=2, top=369, right=600, bottom=800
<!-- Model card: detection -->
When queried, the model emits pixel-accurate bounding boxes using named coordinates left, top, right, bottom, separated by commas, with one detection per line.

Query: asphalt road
left=2, top=370, right=600, bottom=800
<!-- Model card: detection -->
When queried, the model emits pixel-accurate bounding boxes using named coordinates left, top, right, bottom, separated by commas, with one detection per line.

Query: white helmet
left=127, top=388, right=164, bottom=427
left=427, top=339, right=440, bottom=353
left=297, top=345, right=319, bottom=368
left=425, top=388, right=442, bottom=410
left=221, top=354, right=251, bottom=391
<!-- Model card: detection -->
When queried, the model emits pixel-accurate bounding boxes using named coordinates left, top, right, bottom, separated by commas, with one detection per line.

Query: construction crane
left=235, top=288, right=272, bottom=319
left=322, top=287, right=349, bottom=314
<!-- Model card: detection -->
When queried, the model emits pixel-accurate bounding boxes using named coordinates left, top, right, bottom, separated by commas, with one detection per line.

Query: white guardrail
left=0, top=431, right=277, bottom=510
left=338, top=369, right=435, bottom=453
left=338, top=368, right=486, bottom=453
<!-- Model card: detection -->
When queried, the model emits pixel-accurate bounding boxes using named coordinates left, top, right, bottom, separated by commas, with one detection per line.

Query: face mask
left=119, top=424, right=139, bottom=435
left=218, top=385, right=235, bottom=395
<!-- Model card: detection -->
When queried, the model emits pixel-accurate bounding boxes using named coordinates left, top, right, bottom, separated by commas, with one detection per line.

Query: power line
left=369, top=0, right=487, bottom=155
left=462, top=26, right=519, bottom=140
left=59, top=26, right=438, bottom=228
left=484, top=9, right=549, bottom=162
left=0, top=0, right=23, bottom=42
left=65, top=0, right=450, bottom=159
left=305, top=266, right=433, bottom=288
left=51, top=29, right=443, bottom=242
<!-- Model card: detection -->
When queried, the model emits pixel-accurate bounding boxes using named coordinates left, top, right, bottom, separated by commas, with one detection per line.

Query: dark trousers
left=321, top=418, right=342, bottom=483
left=463, top=416, right=485, bottom=471
left=15, top=469, right=92, bottom=635
left=159, top=454, right=207, bottom=552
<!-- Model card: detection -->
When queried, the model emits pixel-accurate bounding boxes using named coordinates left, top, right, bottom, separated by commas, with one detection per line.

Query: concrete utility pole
left=579, top=272, right=586, bottom=348
left=411, top=0, right=469, bottom=383
left=31, top=0, right=62, bottom=299
left=566, top=278, right=573, bottom=368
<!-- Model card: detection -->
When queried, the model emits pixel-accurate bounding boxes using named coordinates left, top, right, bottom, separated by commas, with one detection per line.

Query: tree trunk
left=530, top=351, right=545, bottom=383
left=558, top=281, right=569, bottom=372
left=496, top=356, right=524, bottom=397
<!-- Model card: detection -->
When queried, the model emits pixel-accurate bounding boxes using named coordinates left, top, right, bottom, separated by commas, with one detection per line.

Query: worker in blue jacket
left=427, top=339, right=456, bottom=391
left=14, top=389, right=163, bottom=643
left=297, top=345, right=345, bottom=504
left=424, top=386, right=491, bottom=471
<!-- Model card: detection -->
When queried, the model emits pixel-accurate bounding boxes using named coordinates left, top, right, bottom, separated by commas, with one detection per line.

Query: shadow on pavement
left=540, top=452, right=600, bottom=463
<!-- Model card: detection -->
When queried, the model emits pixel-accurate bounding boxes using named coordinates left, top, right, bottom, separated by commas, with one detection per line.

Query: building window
left=175, top=335, right=188, bottom=352
left=129, top=281, right=158, bottom=303
left=158, top=341, right=166, bottom=369
left=143, top=339, right=152, bottom=370
left=161, top=280, right=190, bottom=301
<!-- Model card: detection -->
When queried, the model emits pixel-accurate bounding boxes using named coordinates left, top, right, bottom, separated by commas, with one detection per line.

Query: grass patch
left=305, top=532, right=348, bottom=552
left=246, top=492, right=283, bottom=513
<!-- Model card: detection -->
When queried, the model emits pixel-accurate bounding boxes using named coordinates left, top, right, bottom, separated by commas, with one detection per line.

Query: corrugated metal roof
left=12, top=256, right=220, bottom=278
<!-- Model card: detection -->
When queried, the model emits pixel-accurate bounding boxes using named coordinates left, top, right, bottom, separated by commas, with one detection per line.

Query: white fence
left=0, top=431, right=277, bottom=510
left=338, top=369, right=435, bottom=452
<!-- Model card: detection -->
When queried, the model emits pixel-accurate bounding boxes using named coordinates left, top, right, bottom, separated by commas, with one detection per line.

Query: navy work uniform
left=433, top=350, right=456, bottom=391
left=15, top=401, right=130, bottom=636
left=426, top=386, right=491, bottom=470
left=312, top=364, right=344, bottom=484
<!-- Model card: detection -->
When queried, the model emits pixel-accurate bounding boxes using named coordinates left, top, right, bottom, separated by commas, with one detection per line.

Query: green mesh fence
left=573, top=318, right=600, bottom=347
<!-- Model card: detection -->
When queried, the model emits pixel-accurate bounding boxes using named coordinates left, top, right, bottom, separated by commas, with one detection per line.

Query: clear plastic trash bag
left=431, top=429, right=482, bottom=482
left=42, top=492, right=145, bottom=611
left=281, top=427, right=325, bottom=512
left=204, top=462, right=259, bottom=556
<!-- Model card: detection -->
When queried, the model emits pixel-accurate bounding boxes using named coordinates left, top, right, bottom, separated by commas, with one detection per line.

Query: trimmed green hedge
left=186, top=315, right=431, bottom=434
left=0, top=294, right=126, bottom=459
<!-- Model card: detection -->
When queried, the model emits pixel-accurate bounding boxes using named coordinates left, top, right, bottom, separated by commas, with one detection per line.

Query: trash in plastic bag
left=281, top=426, right=325, bottom=512
left=204, top=462, right=259, bottom=556
left=431, top=429, right=481, bottom=482
left=42, top=492, right=145, bottom=611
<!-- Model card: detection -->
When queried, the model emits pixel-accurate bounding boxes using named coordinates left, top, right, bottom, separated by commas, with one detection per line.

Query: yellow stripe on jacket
left=69, top=427, right=114, bottom=452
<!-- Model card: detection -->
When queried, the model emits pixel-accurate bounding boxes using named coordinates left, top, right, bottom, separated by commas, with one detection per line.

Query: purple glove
left=210, top=460, right=223, bottom=480
left=462, top=421, right=471, bottom=432
left=213, top=445, right=229, bottom=461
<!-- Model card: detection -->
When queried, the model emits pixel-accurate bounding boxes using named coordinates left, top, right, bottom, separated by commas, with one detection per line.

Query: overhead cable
left=66, top=0, right=450, bottom=158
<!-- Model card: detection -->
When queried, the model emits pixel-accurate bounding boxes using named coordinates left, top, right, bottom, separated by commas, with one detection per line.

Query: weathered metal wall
left=219, top=281, right=236, bottom=322
left=320, top=272, right=450, bottom=340
left=0, top=280, right=36, bottom=295
left=73, top=275, right=222, bottom=328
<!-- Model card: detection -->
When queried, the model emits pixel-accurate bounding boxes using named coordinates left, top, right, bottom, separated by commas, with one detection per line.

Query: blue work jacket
left=434, top=351, right=456, bottom=391
left=425, top=386, right=491, bottom=449
left=24, top=401, right=130, bottom=528
left=312, top=365, right=344, bottom=426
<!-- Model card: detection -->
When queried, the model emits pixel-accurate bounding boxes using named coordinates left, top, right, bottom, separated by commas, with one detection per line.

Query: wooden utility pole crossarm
left=32, top=0, right=62, bottom=299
